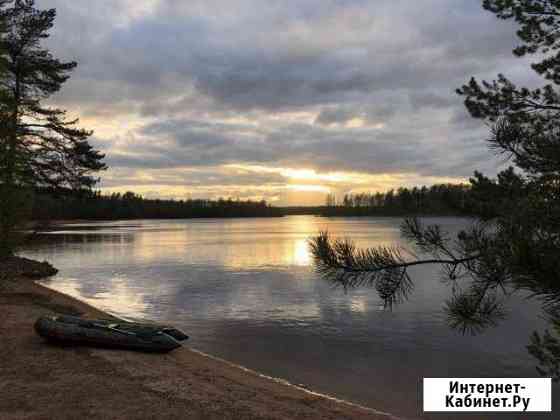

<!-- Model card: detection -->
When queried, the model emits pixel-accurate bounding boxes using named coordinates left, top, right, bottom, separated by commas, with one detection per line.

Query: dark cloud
left=409, top=92, right=456, bottom=110
left=43, top=0, right=522, bottom=112
left=35, top=0, right=528, bottom=202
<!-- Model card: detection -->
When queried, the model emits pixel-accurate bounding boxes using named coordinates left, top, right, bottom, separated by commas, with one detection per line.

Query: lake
left=22, top=216, right=556, bottom=419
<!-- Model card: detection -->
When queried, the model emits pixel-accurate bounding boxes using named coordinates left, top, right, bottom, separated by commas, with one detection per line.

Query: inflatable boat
left=34, top=315, right=188, bottom=353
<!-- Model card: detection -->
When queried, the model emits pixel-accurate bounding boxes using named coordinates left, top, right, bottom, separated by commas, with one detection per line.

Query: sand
left=0, top=275, right=401, bottom=420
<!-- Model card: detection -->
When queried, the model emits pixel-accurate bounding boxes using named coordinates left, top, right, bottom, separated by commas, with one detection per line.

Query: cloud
left=102, top=112, right=492, bottom=178
left=314, top=103, right=397, bottom=127
left=34, top=0, right=529, bottom=204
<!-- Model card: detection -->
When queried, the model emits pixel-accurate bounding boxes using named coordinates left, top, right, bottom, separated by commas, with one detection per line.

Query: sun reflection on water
left=292, top=239, right=312, bottom=266
left=110, top=218, right=319, bottom=270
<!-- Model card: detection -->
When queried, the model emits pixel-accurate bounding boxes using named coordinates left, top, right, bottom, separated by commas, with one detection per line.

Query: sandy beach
left=0, top=273, right=401, bottom=420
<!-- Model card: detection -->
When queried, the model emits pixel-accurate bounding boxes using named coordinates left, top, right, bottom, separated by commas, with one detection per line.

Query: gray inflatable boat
left=34, top=315, right=188, bottom=353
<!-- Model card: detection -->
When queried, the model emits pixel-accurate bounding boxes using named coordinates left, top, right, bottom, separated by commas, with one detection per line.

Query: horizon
left=41, top=0, right=533, bottom=205
left=83, top=180, right=472, bottom=208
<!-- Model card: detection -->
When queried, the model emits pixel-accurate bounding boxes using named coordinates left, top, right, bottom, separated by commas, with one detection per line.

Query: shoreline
left=34, top=281, right=396, bottom=415
left=1, top=274, right=403, bottom=420
left=30, top=213, right=471, bottom=226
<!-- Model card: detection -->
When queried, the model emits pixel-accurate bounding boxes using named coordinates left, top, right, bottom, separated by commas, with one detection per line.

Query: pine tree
left=0, top=0, right=106, bottom=256
left=311, top=0, right=560, bottom=380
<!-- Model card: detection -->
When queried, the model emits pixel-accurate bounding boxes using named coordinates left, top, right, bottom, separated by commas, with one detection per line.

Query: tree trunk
left=0, top=65, right=21, bottom=257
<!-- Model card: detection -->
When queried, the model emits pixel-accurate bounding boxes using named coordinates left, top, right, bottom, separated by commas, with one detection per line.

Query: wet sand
left=0, top=276, right=401, bottom=420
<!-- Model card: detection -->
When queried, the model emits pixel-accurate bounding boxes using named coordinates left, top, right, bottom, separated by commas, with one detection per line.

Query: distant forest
left=31, top=190, right=283, bottom=220
left=320, top=183, right=473, bottom=217
left=30, top=183, right=475, bottom=221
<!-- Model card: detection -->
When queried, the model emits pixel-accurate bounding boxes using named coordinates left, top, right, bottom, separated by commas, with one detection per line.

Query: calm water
left=22, top=216, right=556, bottom=419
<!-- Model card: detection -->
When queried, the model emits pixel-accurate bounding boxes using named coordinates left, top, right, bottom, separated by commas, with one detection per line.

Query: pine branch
left=309, top=231, right=479, bottom=308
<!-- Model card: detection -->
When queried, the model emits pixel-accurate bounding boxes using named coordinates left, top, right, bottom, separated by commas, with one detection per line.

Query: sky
left=39, top=0, right=536, bottom=205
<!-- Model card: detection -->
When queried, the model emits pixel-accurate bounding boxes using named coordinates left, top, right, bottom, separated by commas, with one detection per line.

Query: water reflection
left=50, top=275, right=151, bottom=319
left=31, top=232, right=134, bottom=246
left=24, top=216, right=555, bottom=419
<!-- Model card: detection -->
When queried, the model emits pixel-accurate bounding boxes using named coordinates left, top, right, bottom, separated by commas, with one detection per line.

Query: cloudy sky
left=39, top=0, right=534, bottom=205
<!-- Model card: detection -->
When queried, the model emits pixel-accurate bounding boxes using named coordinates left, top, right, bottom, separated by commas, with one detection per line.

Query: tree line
left=322, top=183, right=472, bottom=216
left=28, top=182, right=480, bottom=221
left=31, top=189, right=282, bottom=221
